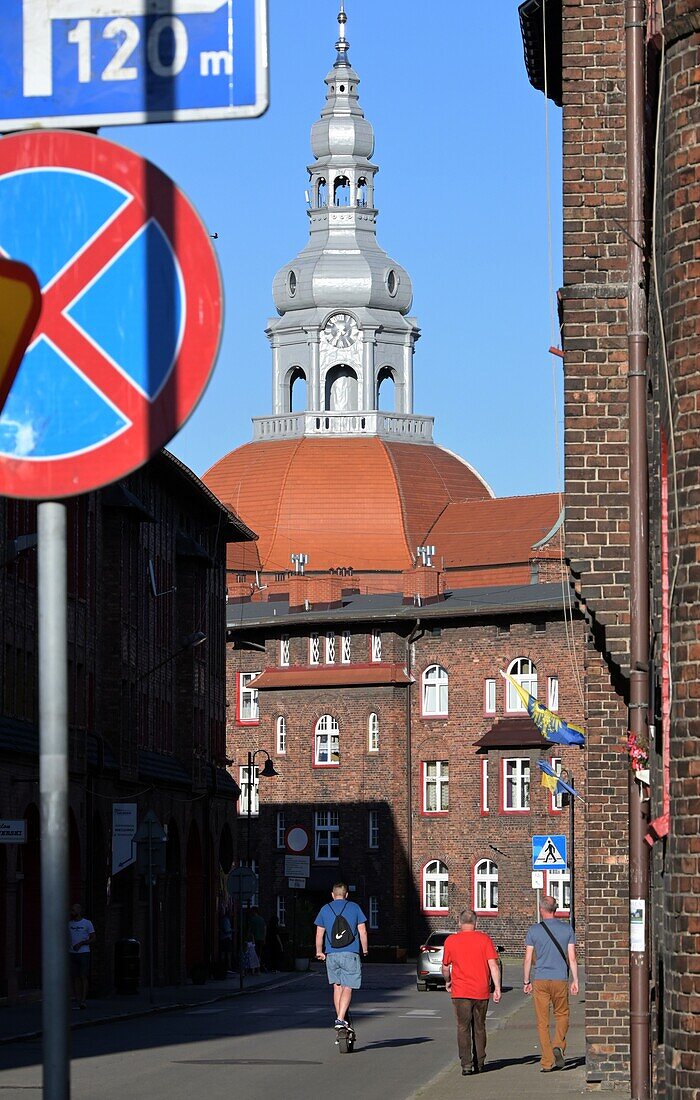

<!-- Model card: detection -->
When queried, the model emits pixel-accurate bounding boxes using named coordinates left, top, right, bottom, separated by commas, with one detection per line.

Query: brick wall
left=560, top=0, right=632, bottom=1086
left=226, top=608, right=586, bottom=957
left=653, top=4, right=700, bottom=1093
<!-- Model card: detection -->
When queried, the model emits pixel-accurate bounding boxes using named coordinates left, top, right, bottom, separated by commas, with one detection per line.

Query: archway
left=286, top=367, right=307, bottom=414
left=165, top=820, right=182, bottom=983
left=333, top=175, right=350, bottom=206
left=376, top=366, right=397, bottom=412
left=325, top=365, right=358, bottom=412
left=89, top=813, right=107, bottom=992
left=219, top=824, right=233, bottom=875
left=185, top=822, right=203, bottom=973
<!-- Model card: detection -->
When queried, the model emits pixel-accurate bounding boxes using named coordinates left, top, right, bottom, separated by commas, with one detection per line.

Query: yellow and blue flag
left=537, top=758, right=584, bottom=801
left=499, top=671, right=586, bottom=746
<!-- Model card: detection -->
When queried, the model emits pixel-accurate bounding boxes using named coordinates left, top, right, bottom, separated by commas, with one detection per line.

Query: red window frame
left=420, top=760, right=449, bottom=816
left=236, top=671, right=260, bottom=726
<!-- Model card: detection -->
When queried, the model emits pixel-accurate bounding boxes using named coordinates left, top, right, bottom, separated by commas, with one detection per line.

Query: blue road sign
left=532, top=834, right=568, bottom=871
left=0, top=131, right=222, bottom=499
left=0, top=0, right=268, bottom=130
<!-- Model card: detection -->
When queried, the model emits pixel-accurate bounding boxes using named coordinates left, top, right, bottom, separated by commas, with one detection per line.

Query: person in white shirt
left=68, top=903, right=95, bottom=1008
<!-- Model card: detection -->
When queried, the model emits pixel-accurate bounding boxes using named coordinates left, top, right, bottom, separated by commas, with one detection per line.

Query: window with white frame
left=423, top=860, right=449, bottom=911
left=238, top=672, right=260, bottom=722
left=280, top=636, right=290, bottom=667
left=368, top=712, right=379, bottom=753
left=238, top=765, right=259, bottom=815
left=547, top=675, right=559, bottom=712
left=371, top=629, right=382, bottom=662
left=503, top=757, right=530, bottom=811
left=422, top=664, right=449, bottom=716
left=325, top=632, right=336, bottom=664
left=276, top=895, right=287, bottom=927
left=276, top=715, right=287, bottom=755
left=276, top=810, right=286, bottom=849
left=368, top=896, right=379, bottom=929
left=314, top=714, right=340, bottom=766
left=314, top=809, right=339, bottom=860
left=474, top=859, right=499, bottom=913
left=506, top=657, right=537, bottom=712
left=547, top=868, right=571, bottom=913
left=368, top=809, right=379, bottom=849
left=481, top=758, right=489, bottom=813
left=485, top=678, right=496, bottom=714
left=549, top=756, right=564, bottom=812
left=309, top=633, right=320, bottom=665
left=423, top=760, right=449, bottom=812
left=341, top=630, right=351, bottom=664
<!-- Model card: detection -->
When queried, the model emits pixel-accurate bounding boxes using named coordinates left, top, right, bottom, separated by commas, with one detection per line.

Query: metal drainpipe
left=625, top=2, right=651, bottom=1096
left=405, top=620, right=423, bottom=954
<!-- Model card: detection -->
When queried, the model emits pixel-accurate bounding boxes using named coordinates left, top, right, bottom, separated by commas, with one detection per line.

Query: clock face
left=323, top=313, right=359, bottom=349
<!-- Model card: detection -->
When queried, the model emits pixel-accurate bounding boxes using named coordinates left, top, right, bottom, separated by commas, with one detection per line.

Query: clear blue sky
left=111, top=0, right=563, bottom=498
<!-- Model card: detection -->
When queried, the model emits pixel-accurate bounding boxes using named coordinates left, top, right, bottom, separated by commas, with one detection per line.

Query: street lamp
left=246, top=748, right=278, bottom=865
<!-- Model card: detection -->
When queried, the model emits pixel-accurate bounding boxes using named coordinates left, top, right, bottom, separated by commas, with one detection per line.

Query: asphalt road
left=0, top=964, right=525, bottom=1100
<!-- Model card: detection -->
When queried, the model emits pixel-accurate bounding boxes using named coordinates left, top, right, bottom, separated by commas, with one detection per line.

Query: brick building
left=0, top=450, right=254, bottom=997
left=204, top=8, right=588, bottom=964
left=520, top=0, right=700, bottom=1093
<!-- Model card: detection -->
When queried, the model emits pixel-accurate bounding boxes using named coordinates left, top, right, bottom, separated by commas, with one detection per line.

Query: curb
left=0, top=971, right=310, bottom=1047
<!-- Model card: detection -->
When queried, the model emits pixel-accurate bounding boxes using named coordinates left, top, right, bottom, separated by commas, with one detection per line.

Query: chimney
left=402, top=564, right=445, bottom=605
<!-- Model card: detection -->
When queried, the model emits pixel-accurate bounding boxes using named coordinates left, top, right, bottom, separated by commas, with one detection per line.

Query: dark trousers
left=451, top=997, right=489, bottom=1070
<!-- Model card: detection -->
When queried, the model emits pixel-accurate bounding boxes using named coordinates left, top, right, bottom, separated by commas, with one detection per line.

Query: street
left=0, top=964, right=525, bottom=1100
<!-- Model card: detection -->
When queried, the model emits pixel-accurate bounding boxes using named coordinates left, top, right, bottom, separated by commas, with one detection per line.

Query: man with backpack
left=314, top=882, right=368, bottom=1030
left=523, top=894, right=579, bottom=1072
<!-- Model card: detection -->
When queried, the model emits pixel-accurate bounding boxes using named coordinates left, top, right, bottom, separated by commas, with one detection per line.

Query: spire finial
left=335, top=1, right=349, bottom=65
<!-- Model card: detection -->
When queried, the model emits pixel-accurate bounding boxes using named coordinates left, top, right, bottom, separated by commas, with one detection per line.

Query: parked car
left=416, top=931, right=504, bottom=991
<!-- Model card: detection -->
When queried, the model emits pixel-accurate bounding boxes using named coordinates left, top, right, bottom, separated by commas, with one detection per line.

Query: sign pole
left=38, top=501, right=69, bottom=1100
left=569, top=779, right=576, bottom=932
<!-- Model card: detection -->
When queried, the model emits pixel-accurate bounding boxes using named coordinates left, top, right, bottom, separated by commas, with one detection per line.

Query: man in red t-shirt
left=441, top=909, right=502, bottom=1075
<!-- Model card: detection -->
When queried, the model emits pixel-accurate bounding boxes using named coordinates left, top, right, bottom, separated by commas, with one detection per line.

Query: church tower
left=255, top=5, right=432, bottom=444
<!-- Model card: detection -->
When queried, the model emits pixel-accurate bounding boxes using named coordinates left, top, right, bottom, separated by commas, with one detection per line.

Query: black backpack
left=327, top=901, right=355, bottom=948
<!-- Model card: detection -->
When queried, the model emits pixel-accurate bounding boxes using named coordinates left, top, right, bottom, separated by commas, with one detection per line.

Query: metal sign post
left=134, top=811, right=167, bottom=1005
left=38, top=502, right=69, bottom=1100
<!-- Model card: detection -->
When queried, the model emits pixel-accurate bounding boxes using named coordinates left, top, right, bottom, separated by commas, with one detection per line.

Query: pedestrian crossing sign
left=532, top=834, right=567, bottom=871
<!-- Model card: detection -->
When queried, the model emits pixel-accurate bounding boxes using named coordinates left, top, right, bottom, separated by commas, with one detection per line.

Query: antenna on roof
left=416, top=545, right=435, bottom=568
left=291, top=552, right=308, bottom=575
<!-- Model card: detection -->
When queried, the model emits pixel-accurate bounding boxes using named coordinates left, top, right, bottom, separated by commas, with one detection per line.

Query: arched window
left=506, top=657, right=537, bottom=712
left=333, top=175, right=350, bottom=206
left=316, top=177, right=327, bottom=206
left=423, top=860, right=449, bottom=911
left=368, top=712, right=379, bottom=753
left=314, top=714, right=339, bottom=766
left=325, top=365, right=358, bottom=411
left=376, top=366, right=396, bottom=411
left=474, top=859, right=499, bottom=913
left=285, top=366, right=307, bottom=414
left=422, top=665, right=449, bottom=716
left=357, top=177, right=368, bottom=206
left=276, top=716, right=287, bottom=755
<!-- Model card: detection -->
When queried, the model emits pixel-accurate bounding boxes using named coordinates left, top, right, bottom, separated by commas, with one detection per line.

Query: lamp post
left=241, top=748, right=277, bottom=981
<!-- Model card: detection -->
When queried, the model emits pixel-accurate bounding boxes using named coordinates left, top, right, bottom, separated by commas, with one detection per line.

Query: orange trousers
left=532, top=980, right=570, bottom=1069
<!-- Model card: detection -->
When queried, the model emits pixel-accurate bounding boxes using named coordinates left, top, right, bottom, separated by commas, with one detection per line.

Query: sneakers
left=334, top=1018, right=348, bottom=1029
left=553, top=1046, right=566, bottom=1069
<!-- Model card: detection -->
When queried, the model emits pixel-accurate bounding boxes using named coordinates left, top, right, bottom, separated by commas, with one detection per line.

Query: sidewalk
left=412, top=991, right=621, bottom=1099
left=0, top=969, right=306, bottom=1045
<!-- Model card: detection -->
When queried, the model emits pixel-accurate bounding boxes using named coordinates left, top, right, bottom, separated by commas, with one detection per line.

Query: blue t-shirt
left=526, top=919, right=576, bottom=981
left=314, top=899, right=367, bottom=954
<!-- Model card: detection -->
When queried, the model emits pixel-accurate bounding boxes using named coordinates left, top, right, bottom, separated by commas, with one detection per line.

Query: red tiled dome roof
left=203, top=437, right=493, bottom=574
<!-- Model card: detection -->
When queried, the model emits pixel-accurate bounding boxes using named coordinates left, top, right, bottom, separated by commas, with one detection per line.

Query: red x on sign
left=0, top=131, right=222, bottom=500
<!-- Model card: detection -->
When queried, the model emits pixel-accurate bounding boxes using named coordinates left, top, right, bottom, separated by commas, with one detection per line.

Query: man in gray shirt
left=523, top=895, right=579, bottom=1072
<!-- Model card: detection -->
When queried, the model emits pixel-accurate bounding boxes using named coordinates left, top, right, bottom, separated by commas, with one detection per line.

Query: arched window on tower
left=333, top=175, right=350, bottom=207
left=285, top=367, right=307, bottom=414
left=376, top=366, right=396, bottom=412
left=357, top=177, right=368, bottom=207
left=316, top=177, right=327, bottom=207
left=325, top=365, right=358, bottom=412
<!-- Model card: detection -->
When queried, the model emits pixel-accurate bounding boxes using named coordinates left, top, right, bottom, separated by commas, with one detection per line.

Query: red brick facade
left=226, top=587, right=586, bottom=958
